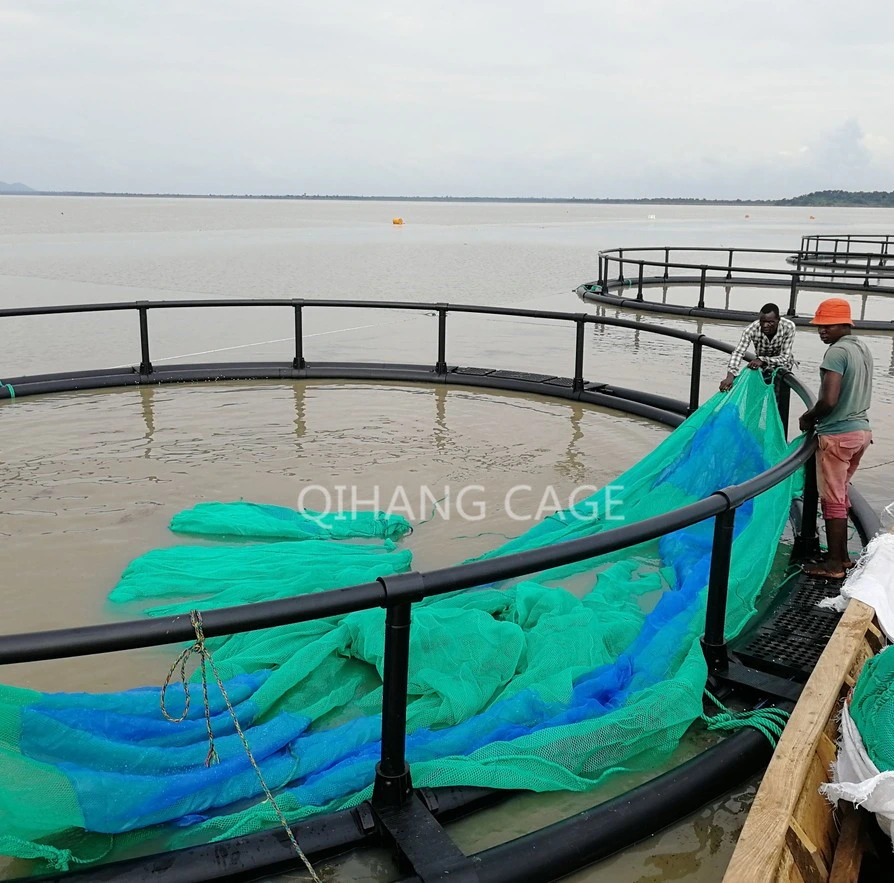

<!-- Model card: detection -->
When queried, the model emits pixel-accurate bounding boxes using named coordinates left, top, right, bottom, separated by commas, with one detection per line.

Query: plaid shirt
left=727, top=317, right=796, bottom=374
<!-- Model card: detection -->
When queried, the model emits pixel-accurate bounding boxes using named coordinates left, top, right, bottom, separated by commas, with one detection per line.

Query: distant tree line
left=775, top=190, right=894, bottom=208
left=2, top=185, right=893, bottom=206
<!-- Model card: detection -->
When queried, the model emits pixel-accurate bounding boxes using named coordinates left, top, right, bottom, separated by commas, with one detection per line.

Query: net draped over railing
left=0, top=370, right=801, bottom=872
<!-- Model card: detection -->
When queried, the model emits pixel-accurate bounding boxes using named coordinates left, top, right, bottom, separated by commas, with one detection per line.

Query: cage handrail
left=0, top=298, right=815, bottom=665
left=597, top=252, right=886, bottom=283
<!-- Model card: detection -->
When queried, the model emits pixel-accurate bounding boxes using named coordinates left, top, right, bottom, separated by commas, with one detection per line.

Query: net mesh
left=850, top=644, right=894, bottom=772
left=0, top=370, right=802, bottom=871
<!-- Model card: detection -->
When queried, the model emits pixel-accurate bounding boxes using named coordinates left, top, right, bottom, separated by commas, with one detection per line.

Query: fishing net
left=0, top=369, right=802, bottom=872
left=850, top=645, right=894, bottom=772
left=169, top=502, right=412, bottom=543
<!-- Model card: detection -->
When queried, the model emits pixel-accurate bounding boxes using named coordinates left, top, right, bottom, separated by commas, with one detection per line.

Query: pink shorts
left=816, top=430, right=872, bottom=519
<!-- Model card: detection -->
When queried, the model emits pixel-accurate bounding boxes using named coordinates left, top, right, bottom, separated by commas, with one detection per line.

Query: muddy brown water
left=2, top=197, right=894, bottom=880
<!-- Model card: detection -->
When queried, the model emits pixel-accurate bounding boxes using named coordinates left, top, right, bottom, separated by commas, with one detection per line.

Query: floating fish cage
left=0, top=299, right=881, bottom=882
left=577, top=237, right=894, bottom=331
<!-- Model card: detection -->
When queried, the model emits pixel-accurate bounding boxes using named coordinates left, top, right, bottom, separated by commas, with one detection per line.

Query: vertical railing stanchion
left=787, top=273, right=799, bottom=317
left=618, top=250, right=625, bottom=284
left=663, top=247, right=669, bottom=281
left=726, top=249, right=734, bottom=280
left=697, top=266, right=707, bottom=309
left=436, top=304, right=448, bottom=375
left=573, top=316, right=586, bottom=393
left=701, top=506, right=737, bottom=675
left=688, top=336, right=703, bottom=414
left=775, top=374, right=791, bottom=438
left=637, top=261, right=644, bottom=300
left=138, top=303, right=153, bottom=375
left=793, top=446, right=821, bottom=561
left=597, top=254, right=604, bottom=290
left=292, top=301, right=305, bottom=370
left=372, top=571, right=424, bottom=809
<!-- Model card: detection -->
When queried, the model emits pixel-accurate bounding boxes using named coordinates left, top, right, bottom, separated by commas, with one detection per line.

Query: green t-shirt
left=817, top=335, right=873, bottom=435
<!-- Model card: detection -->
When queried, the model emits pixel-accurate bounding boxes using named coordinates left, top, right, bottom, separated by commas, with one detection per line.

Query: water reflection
left=139, top=386, right=156, bottom=459
left=433, top=385, right=449, bottom=454
left=556, top=402, right=586, bottom=485
left=293, top=382, right=307, bottom=452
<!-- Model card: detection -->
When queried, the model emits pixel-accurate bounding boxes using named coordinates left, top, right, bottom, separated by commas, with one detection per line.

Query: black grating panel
left=450, top=367, right=495, bottom=376
left=489, top=370, right=558, bottom=383
left=733, top=575, right=844, bottom=681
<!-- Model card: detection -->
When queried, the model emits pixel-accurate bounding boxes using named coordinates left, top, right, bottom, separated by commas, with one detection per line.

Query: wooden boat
left=723, top=597, right=886, bottom=883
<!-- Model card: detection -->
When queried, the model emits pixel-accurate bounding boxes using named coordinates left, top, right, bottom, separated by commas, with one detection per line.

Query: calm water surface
left=2, top=198, right=893, bottom=881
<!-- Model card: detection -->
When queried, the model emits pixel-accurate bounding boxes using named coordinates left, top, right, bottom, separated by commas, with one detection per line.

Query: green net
left=169, top=501, right=412, bottom=542
left=0, top=370, right=803, bottom=872
left=850, top=645, right=894, bottom=772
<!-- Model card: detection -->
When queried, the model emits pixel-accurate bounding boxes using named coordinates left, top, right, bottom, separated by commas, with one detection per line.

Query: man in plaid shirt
left=719, top=303, right=796, bottom=391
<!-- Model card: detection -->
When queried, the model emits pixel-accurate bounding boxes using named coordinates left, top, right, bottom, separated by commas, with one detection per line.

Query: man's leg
left=803, top=435, right=851, bottom=577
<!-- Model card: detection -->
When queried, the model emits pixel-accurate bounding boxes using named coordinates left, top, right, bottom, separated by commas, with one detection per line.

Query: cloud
left=0, top=1, right=892, bottom=197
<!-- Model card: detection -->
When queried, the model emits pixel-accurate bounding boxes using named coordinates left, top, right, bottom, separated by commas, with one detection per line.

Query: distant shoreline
left=2, top=189, right=893, bottom=208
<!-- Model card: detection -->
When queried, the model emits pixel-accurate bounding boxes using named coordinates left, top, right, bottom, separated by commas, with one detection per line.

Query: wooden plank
left=723, top=599, right=877, bottom=883
left=785, top=817, right=829, bottom=883
left=791, top=749, right=837, bottom=868
left=827, top=803, right=865, bottom=883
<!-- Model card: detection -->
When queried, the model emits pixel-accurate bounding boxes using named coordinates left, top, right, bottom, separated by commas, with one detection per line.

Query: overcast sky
left=1, top=0, right=892, bottom=199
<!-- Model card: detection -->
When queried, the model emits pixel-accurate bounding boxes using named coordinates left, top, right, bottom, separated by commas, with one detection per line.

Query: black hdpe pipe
left=25, top=787, right=506, bottom=882
left=403, top=728, right=773, bottom=883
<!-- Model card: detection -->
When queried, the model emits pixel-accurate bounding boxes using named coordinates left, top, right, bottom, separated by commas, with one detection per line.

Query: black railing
left=0, top=299, right=820, bottom=839
left=595, top=246, right=894, bottom=300
left=584, top=244, right=894, bottom=330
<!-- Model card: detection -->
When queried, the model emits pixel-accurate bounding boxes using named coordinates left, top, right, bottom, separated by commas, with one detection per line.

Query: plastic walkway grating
left=732, top=573, right=845, bottom=681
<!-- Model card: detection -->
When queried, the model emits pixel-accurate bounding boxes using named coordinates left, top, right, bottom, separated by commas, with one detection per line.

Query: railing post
left=775, top=374, right=791, bottom=438
left=793, top=447, right=821, bottom=561
left=688, top=336, right=703, bottom=414
left=573, top=316, right=586, bottom=392
left=436, top=304, right=448, bottom=375
left=636, top=261, right=644, bottom=301
left=373, top=600, right=413, bottom=807
left=701, top=506, right=737, bottom=675
left=292, top=301, right=305, bottom=370
left=697, top=266, right=707, bottom=309
left=618, top=250, right=625, bottom=283
left=726, top=249, right=734, bottom=280
left=663, top=247, right=669, bottom=281
left=597, top=254, right=604, bottom=290
left=786, top=273, right=799, bottom=317
left=138, top=303, right=152, bottom=375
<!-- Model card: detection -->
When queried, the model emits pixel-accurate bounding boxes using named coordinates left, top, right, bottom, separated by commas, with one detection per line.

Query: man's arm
left=799, top=371, right=842, bottom=431
left=720, top=326, right=753, bottom=391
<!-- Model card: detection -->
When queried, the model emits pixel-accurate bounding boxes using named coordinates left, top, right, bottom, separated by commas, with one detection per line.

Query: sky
left=1, top=0, right=893, bottom=199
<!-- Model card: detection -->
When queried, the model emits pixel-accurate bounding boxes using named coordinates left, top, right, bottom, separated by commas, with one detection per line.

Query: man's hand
left=719, top=374, right=734, bottom=392
left=747, top=358, right=765, bottom=370
left=799, top=411, right=817, bottom=433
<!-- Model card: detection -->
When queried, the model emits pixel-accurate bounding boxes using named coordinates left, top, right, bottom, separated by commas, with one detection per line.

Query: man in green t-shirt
left=799, top=298, right=873, bottom=578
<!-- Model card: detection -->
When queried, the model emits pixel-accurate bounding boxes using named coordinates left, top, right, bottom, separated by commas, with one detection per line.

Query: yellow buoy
left=392, top=217, right=404, bottom=225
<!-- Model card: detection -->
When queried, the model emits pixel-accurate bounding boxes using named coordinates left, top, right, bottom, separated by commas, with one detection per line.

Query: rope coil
left=161, top=610, right=321, bottom=882
left=701, top=690, right=790, bottom=747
